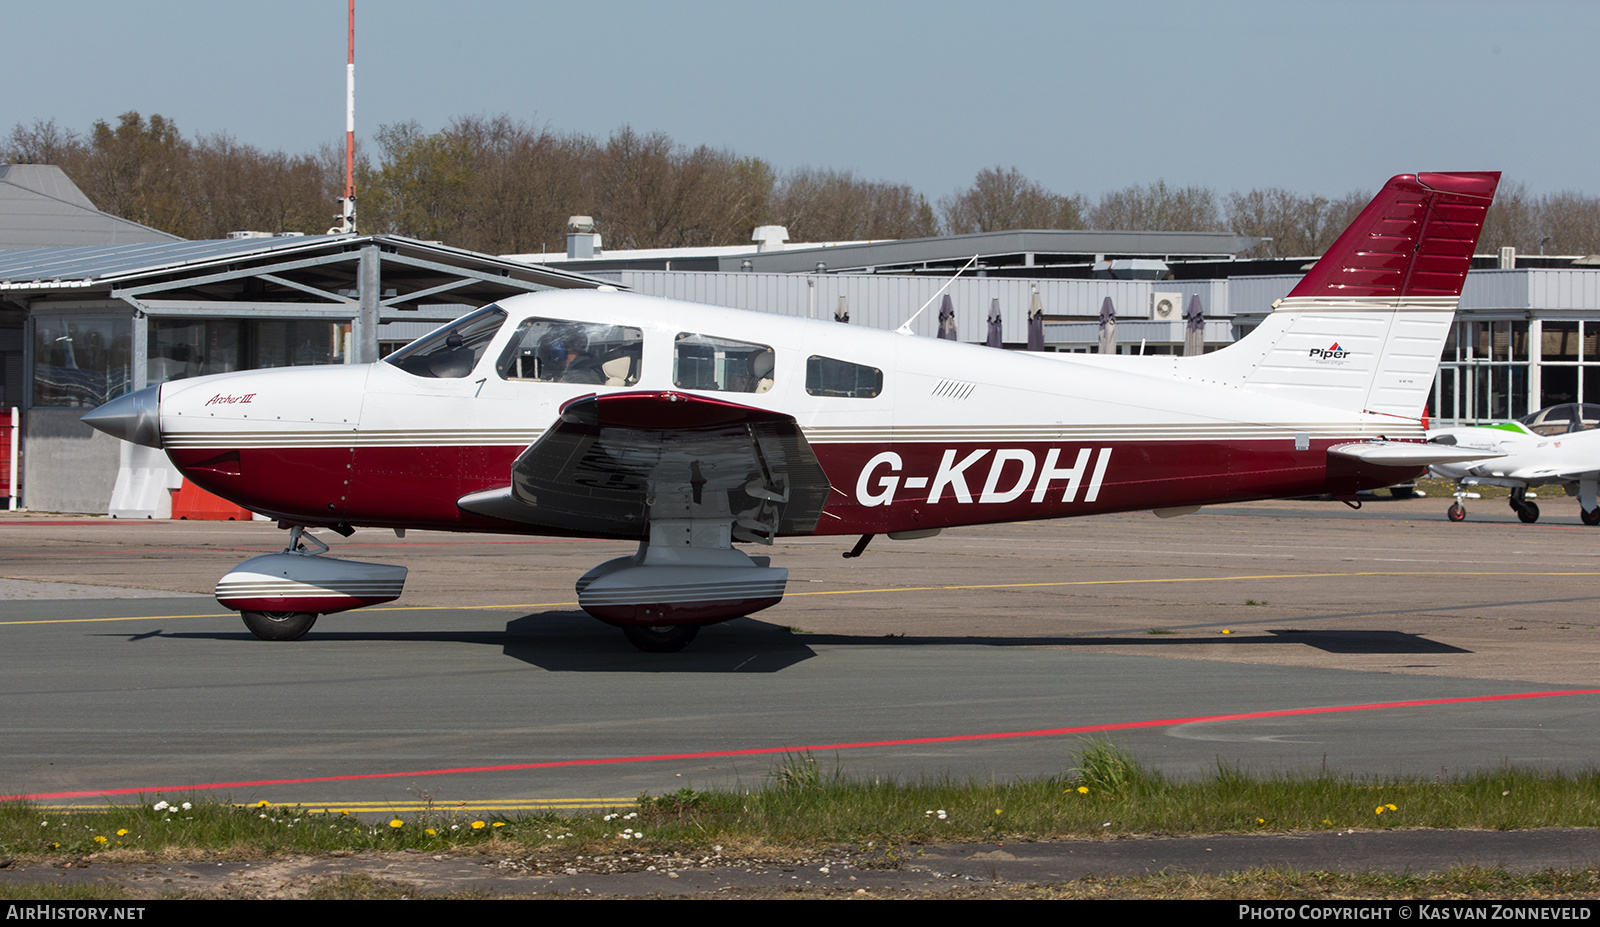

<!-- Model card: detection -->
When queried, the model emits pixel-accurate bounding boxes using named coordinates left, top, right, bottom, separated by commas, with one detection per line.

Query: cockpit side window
left=805, top=355, right=883, bottom=398
left=497, top=319, right=643, bottom=386
left=384, top=306, right=507, bottom=379
left=673, top=333, right=774, bottom=393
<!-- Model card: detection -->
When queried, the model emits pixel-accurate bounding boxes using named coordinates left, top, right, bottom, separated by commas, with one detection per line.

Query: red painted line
left=9, top=687, right=1600, bottom=802
left=0, top=520, right=123, bottom=527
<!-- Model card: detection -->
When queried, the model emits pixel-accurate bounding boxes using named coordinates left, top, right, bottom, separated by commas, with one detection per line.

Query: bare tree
left=770, top=168, right=935, bottom=242
left=939, top=166, right=1085, bottom=234
left=1226, top=186, right=1371, bottom=257
left=1090, top=179, right=1223, bottom=232
left=1537, top=191, right=1600, bottom=255
left=5, top=118, right=87, bottom=166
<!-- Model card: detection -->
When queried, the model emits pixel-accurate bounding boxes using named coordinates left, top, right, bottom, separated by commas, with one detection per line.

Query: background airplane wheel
left=1584, top=508, right=1600, bottom=526
left=622, top=624, right=700, bottom=653
left=1517, top=502, right=1540, bottom=524
left=241, top=610, right=318, bottom=641
left=1447, top=503, right=1466, bottom=522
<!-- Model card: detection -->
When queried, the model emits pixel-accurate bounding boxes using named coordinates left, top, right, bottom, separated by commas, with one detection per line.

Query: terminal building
left=3, top=173, right=1599, bottom=514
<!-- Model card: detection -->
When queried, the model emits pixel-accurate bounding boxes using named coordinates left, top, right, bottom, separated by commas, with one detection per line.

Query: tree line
left=8, top=112, right=1600, bottom=257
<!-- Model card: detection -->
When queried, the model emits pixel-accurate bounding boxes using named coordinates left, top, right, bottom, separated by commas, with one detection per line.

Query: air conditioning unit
left=1150, top=292, right=1182, bottom=321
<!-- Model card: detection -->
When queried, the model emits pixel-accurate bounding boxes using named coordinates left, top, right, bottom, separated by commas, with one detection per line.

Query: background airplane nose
left=81, top=385, right=162, bottom=448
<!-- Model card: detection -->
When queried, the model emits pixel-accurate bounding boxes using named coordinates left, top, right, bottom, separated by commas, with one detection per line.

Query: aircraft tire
left=241, top=610, right=318, bottom=641
left=1517, top=502, right=1540, bottom=524
left=622, top=624, right=700, bottom=653
left=1447, top=503, right=1466, bottom=522
left=1584, top=508, right=1600, bottom=526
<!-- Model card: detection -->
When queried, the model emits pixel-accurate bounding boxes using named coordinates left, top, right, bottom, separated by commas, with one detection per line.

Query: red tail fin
left=1288, top=172, right=1500, bottom=299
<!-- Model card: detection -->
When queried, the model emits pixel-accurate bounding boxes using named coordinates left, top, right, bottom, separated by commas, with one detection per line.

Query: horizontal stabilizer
left=1328, top=442, right=1504, bottom=467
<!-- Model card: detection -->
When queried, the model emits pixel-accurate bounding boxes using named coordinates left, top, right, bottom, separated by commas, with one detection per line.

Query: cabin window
left=805, top=355, right=882, bottom=398
left=385, top=306, right=507, bottom=379
left=496, top=319, right=642, bottom=386
left=673, top=333, right=774, bottom=393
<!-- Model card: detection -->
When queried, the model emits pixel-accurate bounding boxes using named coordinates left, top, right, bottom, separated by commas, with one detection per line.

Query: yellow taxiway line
left=7, top=569, right=1600, bottom=626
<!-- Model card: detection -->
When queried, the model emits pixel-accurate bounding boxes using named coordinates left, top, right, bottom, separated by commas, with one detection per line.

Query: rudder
left=1183, top=172, right=1499, bottom=418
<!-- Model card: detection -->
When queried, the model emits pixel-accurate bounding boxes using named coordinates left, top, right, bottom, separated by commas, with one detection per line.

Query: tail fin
left=1184, top=172, right=1499, bottom=417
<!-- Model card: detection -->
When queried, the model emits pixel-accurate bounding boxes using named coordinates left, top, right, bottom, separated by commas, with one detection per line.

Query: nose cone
left=82, top=385, right=162, bottom=448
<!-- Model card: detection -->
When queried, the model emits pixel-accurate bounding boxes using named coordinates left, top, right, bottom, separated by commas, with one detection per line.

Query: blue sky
left=8, top=0, right=1596, bottom=201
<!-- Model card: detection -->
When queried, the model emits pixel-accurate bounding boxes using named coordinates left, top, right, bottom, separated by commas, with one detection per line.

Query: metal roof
left=0, top=165, right=181, bottom=250
left=733, top=229, right=1264, bottom=274
left=531, top=228, right=1265, bottom=276
left=0, top=234, right=614, bottom=294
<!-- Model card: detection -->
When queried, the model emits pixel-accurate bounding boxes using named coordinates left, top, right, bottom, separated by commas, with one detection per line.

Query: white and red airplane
left=85, top=171, right=1502, bottom=651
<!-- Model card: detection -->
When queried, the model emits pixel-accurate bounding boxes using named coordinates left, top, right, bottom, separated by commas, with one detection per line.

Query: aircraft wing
left=1497, top=464, right=1600, bottom=486
left=1328, top=442, right=1504, bottom=466
left=457, top=391, right=832, bottom=539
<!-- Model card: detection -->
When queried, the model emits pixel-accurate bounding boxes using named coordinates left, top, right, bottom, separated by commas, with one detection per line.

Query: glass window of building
left=149, top=319, right=340, bottom=384
left=1434, top=320, right=1530, bottom=423
left=32, top=317, right=131, bottom=408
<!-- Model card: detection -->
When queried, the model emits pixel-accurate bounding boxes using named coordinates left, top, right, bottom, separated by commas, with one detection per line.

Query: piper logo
left=1309, top=342, right=1351, bottom=363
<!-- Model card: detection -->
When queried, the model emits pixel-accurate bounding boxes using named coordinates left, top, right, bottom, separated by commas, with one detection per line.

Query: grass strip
left=5, top=744, right=1600, bottom=861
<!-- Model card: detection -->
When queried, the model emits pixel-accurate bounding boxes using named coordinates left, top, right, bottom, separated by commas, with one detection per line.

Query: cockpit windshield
left=384, top=306, right=508, bottom=379
left=1516, top=402, right=1600, bottom=436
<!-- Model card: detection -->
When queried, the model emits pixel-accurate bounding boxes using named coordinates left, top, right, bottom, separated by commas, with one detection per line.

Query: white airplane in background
left=1427, top=402, right=1600, bottom=524
left=85, top=171, right=1502, bottom=651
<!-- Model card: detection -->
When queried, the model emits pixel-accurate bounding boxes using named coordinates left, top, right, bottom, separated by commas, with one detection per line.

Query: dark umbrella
left=987, top=298, right=1004, bottom=348
left=1098, top=296, right=1117, bottom=355
left=937, top=294, right=958, bottom=341
left=1183, top=294, right=1205, bottom=356
left=1026, top=290, right=1046, bottom=351
left=834, top=295, right=850, bottom=324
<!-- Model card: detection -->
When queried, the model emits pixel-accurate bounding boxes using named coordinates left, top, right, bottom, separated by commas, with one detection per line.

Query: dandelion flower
left=1386, top=803, right=1397, bottom=811
left=93, top=835, right=107, bottom=843
left=116, top=829, right=128, bottom=836
left=389, top=819, right=403, bottom=829
left=1375, top=806, right=1385, bottom=815
left=1077, top=786, right=1090, bottom=794
left=471, top=821, right=486, bottom=830
left=492, top=822, right=505, bottom=828
left=425, top=829, right=436, bottom=836
left=256, top=801, right=270, bottom=808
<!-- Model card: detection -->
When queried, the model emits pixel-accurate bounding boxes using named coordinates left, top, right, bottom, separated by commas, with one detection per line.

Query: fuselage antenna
left=895, top=254, right=979, bottom=336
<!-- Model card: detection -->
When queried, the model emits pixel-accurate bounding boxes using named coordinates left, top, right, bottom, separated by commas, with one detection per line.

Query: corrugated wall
left=617, top=271, right=1245, bottom=343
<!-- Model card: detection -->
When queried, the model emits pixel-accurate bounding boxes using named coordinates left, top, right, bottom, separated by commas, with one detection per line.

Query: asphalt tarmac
left=3, top=496, right=1599, bottom=815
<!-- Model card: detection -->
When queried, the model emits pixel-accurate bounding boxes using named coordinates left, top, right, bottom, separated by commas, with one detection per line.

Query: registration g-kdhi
left=85, top=172, right=1503, bottom=651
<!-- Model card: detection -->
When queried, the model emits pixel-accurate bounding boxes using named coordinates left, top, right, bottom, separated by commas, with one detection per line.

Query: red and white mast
left=332, top=0, right=357, bottom=234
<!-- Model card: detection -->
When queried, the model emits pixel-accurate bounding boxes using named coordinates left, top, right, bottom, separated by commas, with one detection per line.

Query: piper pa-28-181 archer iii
left=85, top=171, right=1503, bottom=651
left=1426, top=402, right=1600, bottom=524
